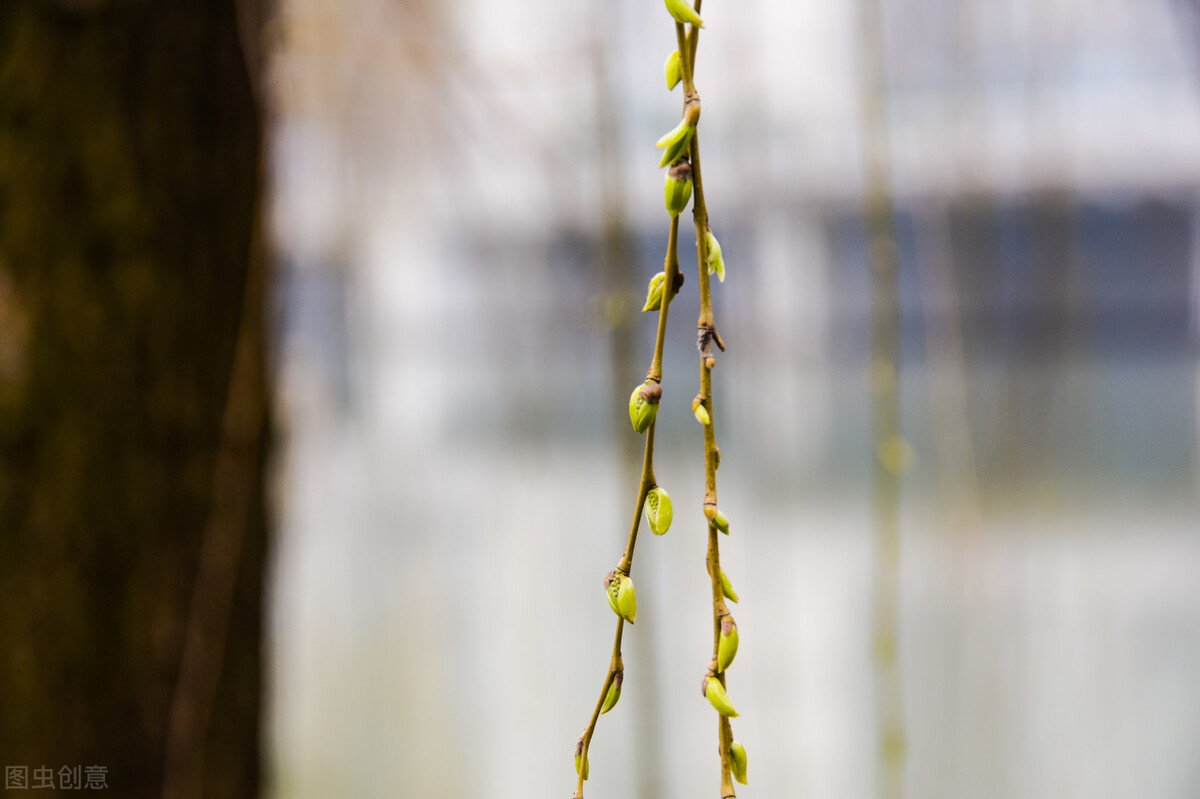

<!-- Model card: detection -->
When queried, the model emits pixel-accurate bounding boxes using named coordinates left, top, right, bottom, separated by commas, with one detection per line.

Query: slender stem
left=678, top=9, right=735, bottom=796
left=620, top=424, right=656, bottom=575
left=648, top=216, right=681, bottom=383
left=676, top=22, right=694, bottom=95
left=690, top=130, right=713, bottom=328
left=575, top=620, right=624, bottom=799
left=575, top=217, right=682, bottom=799
left=719, top=714, right=735, bottom=798
left=675, top=29, right=712, bottom=331
left=687, top=0, right=703, bottom=74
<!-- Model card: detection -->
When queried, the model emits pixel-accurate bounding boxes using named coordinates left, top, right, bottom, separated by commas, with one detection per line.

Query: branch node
left=698, top=323, right=725, bottom=357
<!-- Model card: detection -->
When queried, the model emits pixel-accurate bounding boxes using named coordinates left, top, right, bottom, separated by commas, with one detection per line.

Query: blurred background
left=268, top=0, right=1200, bottom=797
left=3, top=0, right=1200, bottom=798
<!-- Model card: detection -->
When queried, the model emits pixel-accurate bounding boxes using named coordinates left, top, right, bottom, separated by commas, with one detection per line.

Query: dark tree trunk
left=0, top=2, right=267, bottom=797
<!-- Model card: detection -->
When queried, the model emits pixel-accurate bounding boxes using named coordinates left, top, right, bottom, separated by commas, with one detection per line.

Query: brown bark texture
left=0, top=2, right=267, bottom=797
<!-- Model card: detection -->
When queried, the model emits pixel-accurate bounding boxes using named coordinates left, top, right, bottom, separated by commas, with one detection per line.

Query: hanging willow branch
left=572, top=2, right=747, bottom=796
left=666, top=4, right=747, bottom=797
left=571, top=184, right=682, bottom=799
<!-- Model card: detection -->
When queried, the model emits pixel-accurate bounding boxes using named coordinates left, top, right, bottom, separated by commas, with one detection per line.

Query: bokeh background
left=266, top=1, right=1200, bottom=798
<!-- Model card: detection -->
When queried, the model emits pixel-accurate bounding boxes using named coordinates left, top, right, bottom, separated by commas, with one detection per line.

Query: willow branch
left=574, top=217, right=681, bottom=799
left=676, top=9, right=737, bottom=797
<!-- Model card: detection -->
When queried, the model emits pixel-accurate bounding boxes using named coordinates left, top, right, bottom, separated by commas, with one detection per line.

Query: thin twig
left=676, top=8, right=737, bottom=796
left=574, top=217, right=681, bottom=799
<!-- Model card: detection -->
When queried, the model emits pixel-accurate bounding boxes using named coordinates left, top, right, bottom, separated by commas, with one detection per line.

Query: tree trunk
left=0, top=2, right=267, bottom=797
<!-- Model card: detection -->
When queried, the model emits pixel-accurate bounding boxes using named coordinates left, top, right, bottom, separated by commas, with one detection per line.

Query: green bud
left=705, top=676, right=739, bottom=717
left=712, top=509, right=730, bottom=535
left=705, top=230, right=726, bottom=283
left=617, top=577, right=637, bottom=623
left=605, top=570, right=637, bottom=624
left=642, top=270, right=684, bottom=312
left=720, top=570, right=740, bottom=603
left=628, top=380, right=662, bottom=434
left=645, top=486, right=673, bottom=535
left=642, top=272, right=666, bottom=312
left=730, top=740, right=748, bottom=785
left=664, top=160, right=693, bottom=217
left=717, top=615, right=739, bottom=672
left=642, top=270, right=683, bottom=312
left=692, top=396, right=711, bottom=426
left=664, top=0, right=705, bottom=28
left=655, top=118, right=695, bottom=168
left=600, top=669, right=624, bottom=715
left=665, top=50, right=682, bottom=90
left=574, top=739, right=589, bottom=781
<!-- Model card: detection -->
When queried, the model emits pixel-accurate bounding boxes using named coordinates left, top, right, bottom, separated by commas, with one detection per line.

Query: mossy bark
left=0, top=2, right=266, bottom=797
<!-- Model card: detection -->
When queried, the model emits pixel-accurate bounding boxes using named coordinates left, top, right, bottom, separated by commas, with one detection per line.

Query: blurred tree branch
left=856, top=0, right=906, bottom=795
